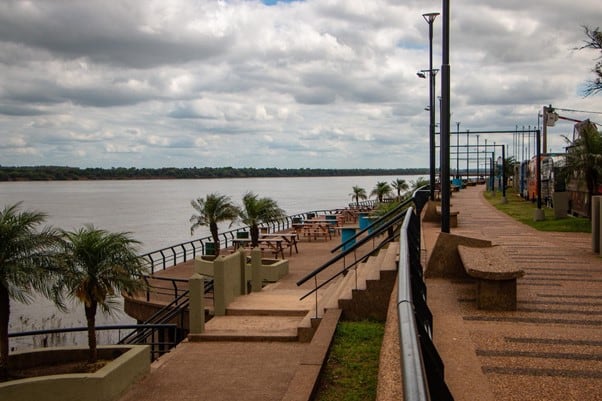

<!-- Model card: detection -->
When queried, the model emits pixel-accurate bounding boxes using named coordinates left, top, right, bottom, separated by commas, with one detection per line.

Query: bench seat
left=457, top=245, right=524, bottom=310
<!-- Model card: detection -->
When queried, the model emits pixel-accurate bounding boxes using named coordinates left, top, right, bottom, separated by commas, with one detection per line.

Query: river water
left=1, top=175, right=421, bottom=350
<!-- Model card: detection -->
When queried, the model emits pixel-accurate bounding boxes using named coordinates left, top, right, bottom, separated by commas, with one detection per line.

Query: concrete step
left=189, top=315, right=302, bottom=342
left=224, top=289, right=313, bottom=317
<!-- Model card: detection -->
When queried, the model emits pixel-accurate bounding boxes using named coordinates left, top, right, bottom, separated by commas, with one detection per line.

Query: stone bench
left=457, top=245, right=524, bottom=310
left=435, top=206, right=459, bottom=228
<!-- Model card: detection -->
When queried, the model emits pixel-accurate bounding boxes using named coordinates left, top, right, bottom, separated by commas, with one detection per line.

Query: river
left=1, top=175, right=421, bottom=350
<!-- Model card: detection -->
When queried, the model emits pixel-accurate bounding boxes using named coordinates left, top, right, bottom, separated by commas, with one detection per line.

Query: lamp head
left=416, top=71, right=427, bottom=78
left=422, top=12, right=440, bottom=24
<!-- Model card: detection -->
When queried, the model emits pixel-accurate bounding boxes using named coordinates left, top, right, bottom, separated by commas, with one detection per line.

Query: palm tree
left=239, top=192, right=285, bottom=247
left=410, top=177, right=429, bottom=191
left=0, top=203, right=61, bottom=379
left=391, top=178, right=409, bottom=199
left=54, top=225, right=147, bottom=363
left=349, top=186, right=367, bottom=208
left=370, top=181, right=393, bottom=203
left=190, top=193, right=240, bottom=256
left=564, top=120, right=602, bottom=217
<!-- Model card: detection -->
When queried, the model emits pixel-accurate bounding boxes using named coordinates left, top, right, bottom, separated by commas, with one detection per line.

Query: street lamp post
left=423, top=12, right=439, bottom=201
left=440, top=0, right=451, bottom=233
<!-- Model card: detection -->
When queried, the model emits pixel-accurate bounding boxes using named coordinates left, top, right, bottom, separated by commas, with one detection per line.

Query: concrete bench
left=435, top=206, right=459, bottom=228
left=457, top=245, right=524, bottom=310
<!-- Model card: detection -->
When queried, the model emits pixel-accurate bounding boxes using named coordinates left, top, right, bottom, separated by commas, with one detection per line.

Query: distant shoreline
left=0, top=166, right=428, bottom=182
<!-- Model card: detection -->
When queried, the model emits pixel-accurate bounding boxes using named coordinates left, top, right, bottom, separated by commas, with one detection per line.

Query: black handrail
left=398, top=207, right=454, bottom=401
left=140, top=207, right=354, bottom=275
left=332, top=195, right=415, bottom=253
left=9, top=324, right=178, bottom=360
left=296, top=204, right=410, bottom=299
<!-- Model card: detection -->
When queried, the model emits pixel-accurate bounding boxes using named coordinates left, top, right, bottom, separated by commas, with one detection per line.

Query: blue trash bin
left=341, top=227, right=358, bottom=251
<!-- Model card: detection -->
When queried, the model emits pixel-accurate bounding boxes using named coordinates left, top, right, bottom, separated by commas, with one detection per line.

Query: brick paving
left=424, top=185, right=602, bottom=401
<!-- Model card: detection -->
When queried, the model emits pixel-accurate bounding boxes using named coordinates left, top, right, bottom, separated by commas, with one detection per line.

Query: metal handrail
left=398, top=207, right=454, bottom=401
left=296, top=204, right=410, bottom=299
left=140, top=208, right=353, bottom=274
left=332, top=195, right=416, bottom=253
left=8, top=324, right=179, bottom=360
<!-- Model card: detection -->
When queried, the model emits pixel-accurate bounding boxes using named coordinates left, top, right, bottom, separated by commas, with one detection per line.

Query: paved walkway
left=118, top=185, right=601, bottom=401
left=118, top=230, right=354, bottom=401
left=424, top=185, right=602, bottom=401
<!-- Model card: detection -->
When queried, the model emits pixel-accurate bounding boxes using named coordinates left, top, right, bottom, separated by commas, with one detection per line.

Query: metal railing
left=140, top=208, right=357, bottom=275
left=398, top=207, right=454, bottom=401
left=9, top=324, right=178, bottom=361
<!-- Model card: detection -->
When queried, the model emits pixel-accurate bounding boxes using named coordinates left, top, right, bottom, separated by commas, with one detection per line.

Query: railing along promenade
left=140, top=199, right=377, bottom=275
left=297, top=187, right=454, bottom=401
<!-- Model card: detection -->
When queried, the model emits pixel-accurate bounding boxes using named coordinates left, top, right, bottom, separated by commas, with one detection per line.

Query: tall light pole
left=476, top=134, right=480, bottom=182
left=440, top=0, right=451, bottom=233
left=423, top=12, right=439, bottom=201
left=456, top=121, right=460, bottom=177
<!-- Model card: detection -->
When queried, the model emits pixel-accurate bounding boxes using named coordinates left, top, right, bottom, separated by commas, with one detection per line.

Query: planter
left=1, top=345, right=149, bottom=401
left=196, top=256, right=288, bottom=283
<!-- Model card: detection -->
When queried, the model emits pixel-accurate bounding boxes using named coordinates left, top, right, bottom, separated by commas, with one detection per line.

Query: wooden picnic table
left=232, top=237, right=286, bottom=259
left=260, top=233, right=299, bottom=255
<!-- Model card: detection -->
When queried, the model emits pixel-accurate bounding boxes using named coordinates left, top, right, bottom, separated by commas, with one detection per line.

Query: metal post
left=476, top=135, right=480, bottom=182
left=440, top=0, right=451, bottom=233
left=466, top=128, right=469, bottom=179
left=534, top=128, right=545, bottom=221
left=423, top=12, right=439, bottom=201
left=456, top=122, right=460, bottom=177
left=501, top=144, right=507, bottom=203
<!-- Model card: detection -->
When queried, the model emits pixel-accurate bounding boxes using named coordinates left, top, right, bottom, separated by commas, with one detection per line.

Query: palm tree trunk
left=0, top=284, right=10, bottom=380
left=250, top=224, right=259, bottom=248
left=85, top=302, right=98, bottom=363
left=210, top=222, right=220, bottom=256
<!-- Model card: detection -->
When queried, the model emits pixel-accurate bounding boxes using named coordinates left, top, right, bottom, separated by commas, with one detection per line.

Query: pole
left=440, top=0, right=451, bottom=233
left=456, top=122, right=460, bottom=177
left=501, top=144, right=507, bottom=203
left=534, top=128, right=545, bottom=221
left=426, top=15, right=438, bottom=201
left=466, top=128, right=469, bottom=179
left=476, top=135, right=480, bottom=181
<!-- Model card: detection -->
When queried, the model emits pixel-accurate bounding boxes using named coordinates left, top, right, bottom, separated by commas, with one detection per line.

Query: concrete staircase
left=188, top=242, right=399, bottom=343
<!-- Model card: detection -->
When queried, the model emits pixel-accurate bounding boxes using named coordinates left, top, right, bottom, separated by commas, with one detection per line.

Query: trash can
left=341, top=227, right=358, bottom=252
left=204, top=242, right=216, bottom=256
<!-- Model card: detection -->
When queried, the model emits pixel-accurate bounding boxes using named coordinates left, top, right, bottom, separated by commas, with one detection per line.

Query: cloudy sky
left=0, top=0, right=601, bottom=169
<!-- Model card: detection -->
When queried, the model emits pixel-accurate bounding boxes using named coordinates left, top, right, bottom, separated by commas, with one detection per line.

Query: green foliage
left=0, top=166, right=429, bottom=181
left=54, top=225, right=147, bottom=363
left=483, top=189, right=591, bottom=233
left=0, top=203, right=62, bottom=379
left=370, top=181, right=393, bottom=202
left=315, top=321, right=384, bottom=401
left=410, top=176, right=429, bottom=190
left=239, top=192, right=285, bottom=247
left=190, top=193, right=240, bottom=255
left=391, top=178, right=409, bottom=198
left=349, top=186, right=367, bottom=208
left=577, top=26, right=602, bottom=97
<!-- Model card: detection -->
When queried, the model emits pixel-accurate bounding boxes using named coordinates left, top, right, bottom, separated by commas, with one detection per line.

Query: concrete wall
left=1, top=345, right=149, bottom=401
left=195, top=251, right=246, bottom=315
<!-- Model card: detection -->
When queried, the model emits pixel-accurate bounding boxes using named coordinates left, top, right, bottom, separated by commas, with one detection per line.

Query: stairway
left=188, top=242, right=399, bottom=343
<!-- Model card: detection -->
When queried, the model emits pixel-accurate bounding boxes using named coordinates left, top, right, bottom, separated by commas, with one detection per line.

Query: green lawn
left=483, top=188, right=591, bottom=233
left=314, top=321, right=384, bottom=401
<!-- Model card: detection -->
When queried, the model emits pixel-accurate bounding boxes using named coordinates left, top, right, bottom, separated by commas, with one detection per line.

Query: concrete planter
left=1, top=345, right=149, bottom=401
left=196, top=256, right=288, bottom=283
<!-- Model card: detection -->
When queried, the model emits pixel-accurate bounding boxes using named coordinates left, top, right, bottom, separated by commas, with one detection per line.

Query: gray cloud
left=0, top=0, right=600, bottom=169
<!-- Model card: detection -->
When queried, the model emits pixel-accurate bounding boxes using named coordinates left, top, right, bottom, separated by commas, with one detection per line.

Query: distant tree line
left=0, top=166, right=428, bottom=181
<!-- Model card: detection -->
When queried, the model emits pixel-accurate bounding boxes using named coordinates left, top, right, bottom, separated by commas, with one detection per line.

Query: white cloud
left=0, top=0, right=600, bottom=169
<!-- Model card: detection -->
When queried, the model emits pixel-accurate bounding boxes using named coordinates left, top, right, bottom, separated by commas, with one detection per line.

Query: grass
left=314, top=321, right=385, bottom=401
left=482, top=188, right=591, bottom=233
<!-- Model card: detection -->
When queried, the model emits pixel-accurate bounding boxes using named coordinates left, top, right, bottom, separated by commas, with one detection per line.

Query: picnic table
left=260, top=233, right=299, bottom=255
left=232, top=237, right=286, bottom=259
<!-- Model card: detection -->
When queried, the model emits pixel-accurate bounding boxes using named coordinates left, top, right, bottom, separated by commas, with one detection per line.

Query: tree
left=564, top=120, right=602, bottom=217
left=577, top=26, right=602, bottom=96
left=0, top=203, right=61, bottom=379
left=391, top=178, right=409, bottom=199
left=54, top=225, right=147, bottom=363
left=410, top=177, right=429, bottom=191
left=349, top=186, right=367, bottom=208
left=370, top=181, right=393, bottom=203
left=239, top=192, right=285, bottom=247
left=190, top=193, right=240, bottom=256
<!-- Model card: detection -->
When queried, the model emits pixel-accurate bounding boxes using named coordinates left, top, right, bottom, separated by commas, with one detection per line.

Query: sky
left=0, top=0, right=601, bottom=169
